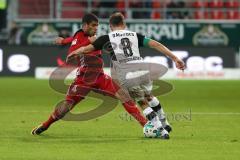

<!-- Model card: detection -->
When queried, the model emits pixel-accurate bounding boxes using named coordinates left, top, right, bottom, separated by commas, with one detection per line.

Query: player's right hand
left=54, top=37, right=64, bottom=45
left=66, top=48, right=83, bottom=63
left=173, top=58, right=186, bottom=71
left=66, top=54, right=77, bottom=63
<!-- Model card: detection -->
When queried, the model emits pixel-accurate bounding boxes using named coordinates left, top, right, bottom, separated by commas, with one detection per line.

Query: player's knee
left=145, top=94, right=154, bottom=101
left=137, top=100, right=148, bottom=106
left=116, top=88, right=132, bottom=102
left=65, top=96, right=84, bottom=108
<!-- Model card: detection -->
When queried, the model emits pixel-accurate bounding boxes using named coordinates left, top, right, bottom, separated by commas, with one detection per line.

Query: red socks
left=42, top=100, right=73, bottom=129
left=42, top=115, right=57, bottom=129
left=122, top=100, right=147, bottom=127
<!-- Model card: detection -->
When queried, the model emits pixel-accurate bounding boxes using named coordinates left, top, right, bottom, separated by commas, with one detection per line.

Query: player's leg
left=127, top=84, right=169, bottom=139
left=137, top=99, right=169, bottom=139
left=119, top=85, right=164, bottom=130
left=141, top=81, right=172, bottom=132
left=31, top=78, right=90, bottom=135
left=137, top=99, right=161, bottom=128
left=127, top=86, right=160, bottom=126
left=31, top=99, right=77, bottom=135
left=96, top=74, right=147, bottom=127
left=128, top=85, right=169, bottom=135
left=115, top=88, right=147, bottom=126
left=146, top=95, right=172, bottom=133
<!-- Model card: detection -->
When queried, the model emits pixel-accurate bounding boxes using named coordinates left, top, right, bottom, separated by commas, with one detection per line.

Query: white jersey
left=108, top=30, right=143, bottom=63
left=92, top=30, right=153, bottom=100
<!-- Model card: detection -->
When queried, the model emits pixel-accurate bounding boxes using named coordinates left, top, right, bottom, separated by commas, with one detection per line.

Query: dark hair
left=109, top=12, right=125, bottom=26
left=82, top=13, right=98, bottom=24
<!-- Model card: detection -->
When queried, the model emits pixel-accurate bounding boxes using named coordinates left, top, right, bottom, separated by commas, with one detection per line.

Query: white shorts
left=111, top=60, right=168, bottom=101
left=111, top=62, right=153, bottom=101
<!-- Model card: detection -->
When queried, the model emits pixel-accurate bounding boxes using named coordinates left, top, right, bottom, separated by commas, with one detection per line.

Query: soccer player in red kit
left=31, top=13, right=147, bottom=135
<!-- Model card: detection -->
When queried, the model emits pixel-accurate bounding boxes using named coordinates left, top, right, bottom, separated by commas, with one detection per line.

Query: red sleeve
left=67, top=32, right=91, bottom=54
left=62, top=37, right=74, bottom=45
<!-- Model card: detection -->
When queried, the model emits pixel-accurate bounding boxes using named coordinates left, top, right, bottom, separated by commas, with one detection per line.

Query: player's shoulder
left=99, top=34, right=109, bottom=38
left=73, top=29, right=84, bottom=37
left=128, top=30, right=137, bottom=34
left=136, top=32, right=145, bottom=37
left=92, top=34, right=110, bottom=49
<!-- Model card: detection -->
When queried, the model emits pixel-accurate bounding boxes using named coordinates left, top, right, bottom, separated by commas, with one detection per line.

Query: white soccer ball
left=143, top=121, right=160, bottom=138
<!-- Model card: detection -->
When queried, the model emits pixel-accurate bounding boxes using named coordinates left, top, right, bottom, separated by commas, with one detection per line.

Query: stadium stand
left=16, top=0, right=240, bottom=20
left=18, top=0, right=50, bottom=18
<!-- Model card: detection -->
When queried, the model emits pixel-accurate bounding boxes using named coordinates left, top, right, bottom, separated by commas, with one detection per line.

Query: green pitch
left=0, top=78, right=240, bottom=160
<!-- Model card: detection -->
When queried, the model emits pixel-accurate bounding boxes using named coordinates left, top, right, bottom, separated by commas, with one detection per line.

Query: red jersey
left=68, top=29, right=104, bottom=75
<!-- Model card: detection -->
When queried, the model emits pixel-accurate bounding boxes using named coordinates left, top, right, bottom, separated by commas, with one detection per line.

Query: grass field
left=0, top=78, right=240, bottom=160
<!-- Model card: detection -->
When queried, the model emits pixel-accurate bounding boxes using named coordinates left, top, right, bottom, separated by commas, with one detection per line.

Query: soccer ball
left=143, top=121, right=160, bottom=138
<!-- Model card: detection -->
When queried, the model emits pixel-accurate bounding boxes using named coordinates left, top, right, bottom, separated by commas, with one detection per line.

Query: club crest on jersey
left=71, top=39, right=77, bottom=46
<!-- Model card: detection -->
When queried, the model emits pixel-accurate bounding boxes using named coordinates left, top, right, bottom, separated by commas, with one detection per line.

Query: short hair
left=82, top=13, right=98, bottom=24
left=109, top=12, right=125, bottom=27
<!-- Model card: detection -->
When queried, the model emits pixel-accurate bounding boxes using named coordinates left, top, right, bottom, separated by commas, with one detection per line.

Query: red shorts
left=66, top=72, right=120, bottom=104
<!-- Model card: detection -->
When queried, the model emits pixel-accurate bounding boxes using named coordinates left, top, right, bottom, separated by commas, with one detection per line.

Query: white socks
left=148, top=97, right=169, bottom=126
left=143, top=107, right=162, bottom=128
left=148, top=96, right=159, bottom=107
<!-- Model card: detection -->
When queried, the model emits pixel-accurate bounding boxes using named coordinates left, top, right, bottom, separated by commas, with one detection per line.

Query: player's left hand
left=54, top=37, right=64, bottom=45
left=173, top=58, right=186, bottom=71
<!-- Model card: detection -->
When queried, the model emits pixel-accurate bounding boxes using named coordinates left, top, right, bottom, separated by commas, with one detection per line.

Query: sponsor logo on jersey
left=71, top=39, right=77, bottom=46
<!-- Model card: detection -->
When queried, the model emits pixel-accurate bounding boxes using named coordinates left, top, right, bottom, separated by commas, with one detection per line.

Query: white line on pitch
left=176, top=112, right=240, bottom=115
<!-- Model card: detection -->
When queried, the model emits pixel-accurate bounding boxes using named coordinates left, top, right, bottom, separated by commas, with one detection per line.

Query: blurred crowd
left=111, top=0, right=188, bottom=19
left=59, top=0, right=239, bottom=19
left=14, top=0, right=240, bottom=20
left=62, top=0, right=189, bottom=19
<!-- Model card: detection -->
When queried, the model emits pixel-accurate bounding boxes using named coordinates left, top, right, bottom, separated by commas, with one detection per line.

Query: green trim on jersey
left=143, top=37, right=151, bottom=47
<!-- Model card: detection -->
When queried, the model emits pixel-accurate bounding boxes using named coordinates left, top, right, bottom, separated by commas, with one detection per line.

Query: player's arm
left=54, top=36, right=73, bottom=45
left=69, top=35, right=97, bottom=54
left=148, top=39, right=185, bottom=70
left=72, top=44, right=95, bottom=55
left=66, top=44, right=94, bottom=63
left=66, top=35, right=108, bottom=62
left=138, top=34, right=186, bottom=70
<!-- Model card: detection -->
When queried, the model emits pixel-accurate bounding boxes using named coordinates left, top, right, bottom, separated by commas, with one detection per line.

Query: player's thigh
left=95, top=74, right=133, bottom=102
left=95, top=74, right=120, bottom=96
left=66, top=77, right=92, bottom=105
left=128, top=81, right=153, bottom=101
left=128, top=85, right=145, bottom=101
left=141, top=81, right=153, bottom=96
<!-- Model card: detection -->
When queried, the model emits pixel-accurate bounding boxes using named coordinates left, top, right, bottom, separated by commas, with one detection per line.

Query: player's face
left=86, top=21, right=98, bottom=36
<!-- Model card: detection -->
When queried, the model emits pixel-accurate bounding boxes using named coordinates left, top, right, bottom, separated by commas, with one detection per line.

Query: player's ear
left=123, top=23, right=127, bottom=29
left=82, top=23, right=87, bottom=29
left=110, top=24, right=113, bottom=31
